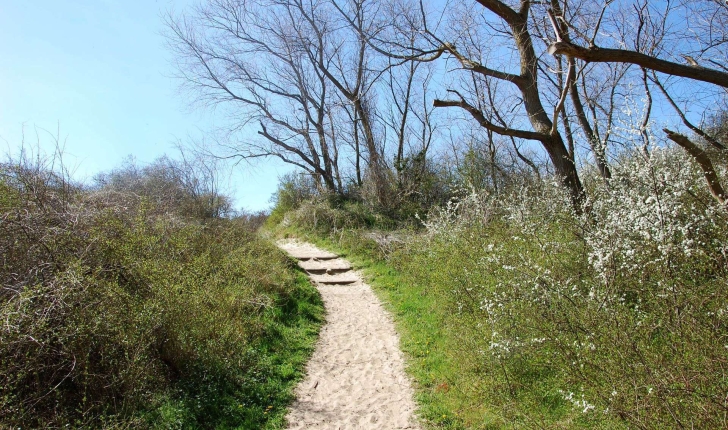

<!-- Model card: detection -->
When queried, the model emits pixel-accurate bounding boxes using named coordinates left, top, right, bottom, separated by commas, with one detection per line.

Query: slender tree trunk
left=353, top=109, right=363, bottom=187
left=569, top=64, right=612, bottom=181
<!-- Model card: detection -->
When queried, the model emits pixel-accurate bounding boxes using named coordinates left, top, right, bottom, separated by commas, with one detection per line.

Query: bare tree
left=544, top=1, right=728, bottom=145
left=544, top=0, right=728, bottom=206
left=169, top=0, right=430, bottom=200
left=533, top=1, right=618, bottom=181
left=420, top=0, right=585, bottom=208
left=165, top=0, right=345, bottom=193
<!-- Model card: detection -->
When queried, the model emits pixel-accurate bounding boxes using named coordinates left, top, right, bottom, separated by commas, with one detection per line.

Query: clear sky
left=0, top=0, right=289, bottom=211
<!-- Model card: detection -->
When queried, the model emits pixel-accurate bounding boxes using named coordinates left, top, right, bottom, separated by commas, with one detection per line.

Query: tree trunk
left=511, top=16, right=585, bottom=208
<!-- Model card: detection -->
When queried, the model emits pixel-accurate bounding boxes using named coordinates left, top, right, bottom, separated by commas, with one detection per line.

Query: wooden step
left=284, top=249, right=339, bottom=261
left=309, top=272, right=359, bottom=285
left=298, top=259, right=352, bottom=274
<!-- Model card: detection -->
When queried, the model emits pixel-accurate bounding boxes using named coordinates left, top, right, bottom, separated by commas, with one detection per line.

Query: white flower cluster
left=418, top=186, right=492, bottom=237
left=415, top=144, right=728, bottom=427
left=583, top=147, right=727, bottom=287
left=558, top=390, right=596, bottom=414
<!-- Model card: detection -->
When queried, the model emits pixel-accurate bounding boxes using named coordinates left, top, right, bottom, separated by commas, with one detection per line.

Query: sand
left=277, top=240, right=420, bottom=430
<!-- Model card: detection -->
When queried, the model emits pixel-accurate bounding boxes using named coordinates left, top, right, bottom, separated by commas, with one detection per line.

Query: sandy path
left=278, top=240, right=420, bottom=430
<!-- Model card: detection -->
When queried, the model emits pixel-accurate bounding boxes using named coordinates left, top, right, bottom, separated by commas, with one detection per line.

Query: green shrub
left=267, top=172, right=320, bottom=226
left=0, top=156, right=323, bottom=428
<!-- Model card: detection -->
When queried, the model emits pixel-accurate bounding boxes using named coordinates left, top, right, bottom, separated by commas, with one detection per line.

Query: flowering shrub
left=586, top=149, right=728, bottom=286
left=397, top=146, right=728, bottom=428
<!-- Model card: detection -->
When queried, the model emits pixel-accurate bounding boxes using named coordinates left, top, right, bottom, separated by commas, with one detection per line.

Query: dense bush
left=94, top=155, right=233, bottom=219
left=267, top=172, right=321, bottom=226
left=396, top=147, right=728, bottom=428
left=269, top=154, right=453, bottom=229
left=0, top=153, right=323, bottom=428
left=369, top=152, right=453, bottom=221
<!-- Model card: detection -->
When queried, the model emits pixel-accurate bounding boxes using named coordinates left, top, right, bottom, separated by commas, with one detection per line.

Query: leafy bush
left=0, top=152, right=323, bottom=428
left=269, top=155, right=453, bottom=228
left=267, top=172, right=321, bottom=226
left=368, top=152, right=453, bottom=221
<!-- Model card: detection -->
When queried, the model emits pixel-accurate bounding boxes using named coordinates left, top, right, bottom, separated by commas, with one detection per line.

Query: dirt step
left=305, top=268, right=351, bottom=275
left=286, top=250, right=339, bottom=261
left=298, top=259, right=352, bottom=274
left=308, top=272, right=359, bottom=285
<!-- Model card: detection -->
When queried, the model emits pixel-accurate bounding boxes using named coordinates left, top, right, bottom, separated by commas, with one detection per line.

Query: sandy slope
left=278, top=240, right=420, bottom=429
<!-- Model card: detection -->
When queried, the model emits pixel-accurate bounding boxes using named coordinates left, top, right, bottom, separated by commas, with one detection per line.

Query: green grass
left=145, top=271, right=324, bottom=430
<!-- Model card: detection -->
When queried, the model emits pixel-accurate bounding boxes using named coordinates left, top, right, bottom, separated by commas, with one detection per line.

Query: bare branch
left=550, top=56, right=575, bottom=136
left=548, top=41, right=728, bottom=88
left=664, top=128, right=728, bottom=207
left=434, top=91, right=547, bottom=142
left=650, top=72, right=726, bottom=150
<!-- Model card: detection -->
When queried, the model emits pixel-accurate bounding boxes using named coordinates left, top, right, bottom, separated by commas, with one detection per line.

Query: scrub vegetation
left=7, top=0, right=728, bottom=428
left=0, top=149, right=323, bottom=429
left=242, top=0, right=728, bottom=426
left=271, top=145, right=728, bottom=429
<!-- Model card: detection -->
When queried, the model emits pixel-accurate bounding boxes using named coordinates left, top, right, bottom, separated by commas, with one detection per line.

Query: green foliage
left=284, top=147, right=728, bottom=429
left=267, top=172, right=320, bottom=226
left=267, top=177, right=400, bottom=233
left=268, top=156, right=452, bottom=229
left=384, top=150, right=452, bottom=221
left=286, top=199, right=394, bottom=232
left=0, top=157, right=323, bottom=428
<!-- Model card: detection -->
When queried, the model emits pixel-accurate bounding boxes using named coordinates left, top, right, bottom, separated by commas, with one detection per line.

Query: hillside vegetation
left=167, top=1, right=728, bottom=425
left=0, top=152, right=323, bottom=428
left=272, top=146, right=728, bottom=429
left=5, top=1, right=728, bottom=428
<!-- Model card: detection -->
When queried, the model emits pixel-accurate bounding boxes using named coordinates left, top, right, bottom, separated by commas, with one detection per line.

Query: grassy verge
left=144, top=267, right=324, bottom=430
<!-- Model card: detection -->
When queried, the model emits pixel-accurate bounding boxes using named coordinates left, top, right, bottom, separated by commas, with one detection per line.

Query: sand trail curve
left=278, top=240, right=420, bottom=430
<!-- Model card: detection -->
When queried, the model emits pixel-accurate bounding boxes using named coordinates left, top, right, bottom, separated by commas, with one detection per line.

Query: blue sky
left=0, top=0, right=289, bottom=211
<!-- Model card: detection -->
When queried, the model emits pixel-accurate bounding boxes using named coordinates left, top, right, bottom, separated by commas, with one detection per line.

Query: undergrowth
left=272, top=146, right=728, bottom=429
left=0, top=152, right=324, bottom=428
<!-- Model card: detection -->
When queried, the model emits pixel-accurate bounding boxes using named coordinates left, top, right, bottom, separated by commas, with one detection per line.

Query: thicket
left=268, top=159, right=451, bottom=230
left=0, top=151, right=323, bottom=428
left=273, top=146, right=728, bottom=429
